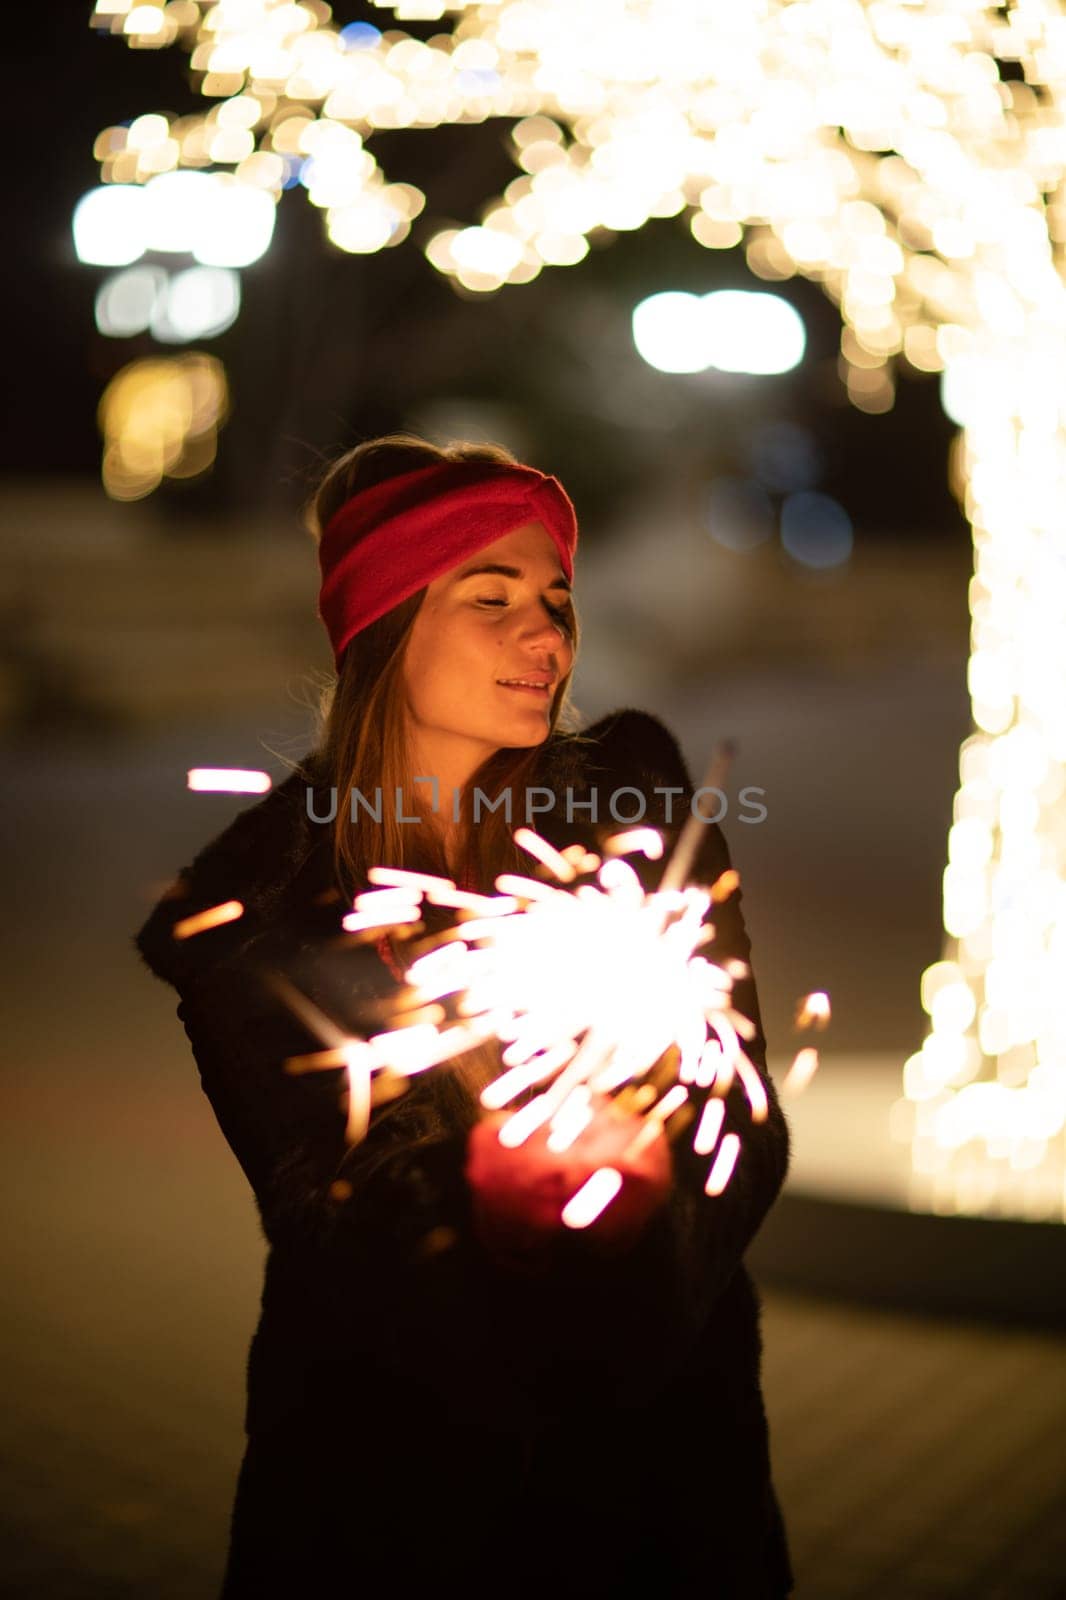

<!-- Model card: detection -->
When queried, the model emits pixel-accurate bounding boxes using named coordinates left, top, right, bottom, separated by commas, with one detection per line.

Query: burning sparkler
left=276, top=748, right=792, bottom=1230
left=175, top=745, right=829, bottom=1231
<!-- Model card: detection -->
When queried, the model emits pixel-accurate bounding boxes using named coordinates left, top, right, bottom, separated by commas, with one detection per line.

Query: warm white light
left=193, top=181, right=276, bottom=267
left=187, top=768, right=271, bottom=793
left=633, top=290, right=805, bottom=377
left=632, top=292, right=712, bottom=374
left=151, top=267, right=241, bottom=342
left=141, top=170, right=216, bottom=253
left=701, top=291, right=806, bottom=376
left=138, top=172, right=276, bottom=266
left=95, top=265, right=167, bottom=336
left=73, top=186, right=147, bottom=266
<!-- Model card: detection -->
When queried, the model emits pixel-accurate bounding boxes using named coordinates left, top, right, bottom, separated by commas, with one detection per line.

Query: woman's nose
left=520, top=605, right=569, bottom=653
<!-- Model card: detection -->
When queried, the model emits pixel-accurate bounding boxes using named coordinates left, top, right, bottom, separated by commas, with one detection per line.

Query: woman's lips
left=497, top=681, right=551, bottom=698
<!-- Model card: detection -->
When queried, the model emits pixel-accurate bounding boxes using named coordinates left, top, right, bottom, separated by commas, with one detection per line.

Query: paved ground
left=2, top=655, right=1063, bottom=1598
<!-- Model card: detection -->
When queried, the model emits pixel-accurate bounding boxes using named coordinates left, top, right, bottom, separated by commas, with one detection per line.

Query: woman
left=134, top=433, right=794, bottom=1598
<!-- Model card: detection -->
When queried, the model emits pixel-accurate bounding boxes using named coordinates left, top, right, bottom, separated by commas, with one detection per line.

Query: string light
left=86, top=2, right=1066, bottom=1213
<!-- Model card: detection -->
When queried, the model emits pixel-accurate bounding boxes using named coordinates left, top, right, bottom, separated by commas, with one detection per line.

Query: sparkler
left=168, top=745, right=830, bottom=1230
left=334, top=827, right=751, bottom=1228
left=266, top=745, right=827, bottom=1232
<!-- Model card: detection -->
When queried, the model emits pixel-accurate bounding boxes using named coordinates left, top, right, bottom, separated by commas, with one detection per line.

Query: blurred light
left=632, top=292, right=711, bottom=374
left=151, top=267, right=241, bottom=342
left=748, top=421, right=822, bottom=492
left=98, top=353, right=228, bottom=501
left=780, top=492, right=853, bottom=569
left=340, top=22, right=381, bottom=50
left=939, top=364, right=970, bottom=427
left=142, top=170, right=214, bottom=252
left=94, top=265, right=167, bottom=336
left=73, top=186, right=147, bottom=265
left=701, top=291, right=806, bottom=376
left=705, top=477, right=775, bottom=554
left=138, top=172, right=277, bottom=266
left=193, top=183, right=276, bottom=266
left=633, top=290, right=805, bottom=376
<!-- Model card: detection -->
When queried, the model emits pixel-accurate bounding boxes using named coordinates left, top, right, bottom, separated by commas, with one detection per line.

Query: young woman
left=134, top=433, right=793, bottom=1598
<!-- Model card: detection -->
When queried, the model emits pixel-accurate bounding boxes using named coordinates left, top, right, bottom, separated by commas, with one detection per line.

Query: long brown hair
left=304, top=432, right=583, bottom=1136
left=305, top=431, right=582, bottom=901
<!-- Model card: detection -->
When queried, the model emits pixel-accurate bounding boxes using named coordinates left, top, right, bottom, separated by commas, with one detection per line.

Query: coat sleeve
left=131, top=768, right=477, bottom=1274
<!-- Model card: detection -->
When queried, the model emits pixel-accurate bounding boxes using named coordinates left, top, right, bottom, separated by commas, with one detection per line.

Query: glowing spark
left=343, top=905, right=422, bottom=932
left=603, top=828, right=664, bottom=860
left=186, top=767, right=271, bottom=793
left=782, top=1047, right=820, bottom=1097
left=546, top=1086, right=594, bottom=1152
left=343, top=1042, right=373, bottom=1146
left=693, top=1097, right=726, bottom=1156
left=561, top=1167, right=624, bottom=1229
left=480, top=1045, right=576, bottom=1109
left=734, top=1052, right=769, bottom=1123
left=514, top=825, right=577, bottom=881
left=283, top=1046, right=349, bottom=1075
left=710, top=869, right=740, bottom=904
left=795, top=991, right=831, bottom=1030
left=705, top=1133, right=741, bottom=1196
left=172, top=898, right=243, bottom=938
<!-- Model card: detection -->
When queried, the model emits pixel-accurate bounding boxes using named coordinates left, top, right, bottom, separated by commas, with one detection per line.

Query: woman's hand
left=464, top=1096, right=672, bottom=1259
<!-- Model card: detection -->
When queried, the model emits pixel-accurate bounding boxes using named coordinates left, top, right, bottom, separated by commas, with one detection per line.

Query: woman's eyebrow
left=456, top=562, right=571, bottom=591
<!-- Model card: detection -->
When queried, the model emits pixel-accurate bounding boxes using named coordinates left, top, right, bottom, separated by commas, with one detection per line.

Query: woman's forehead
left=452, top=521, right=568, bottom=582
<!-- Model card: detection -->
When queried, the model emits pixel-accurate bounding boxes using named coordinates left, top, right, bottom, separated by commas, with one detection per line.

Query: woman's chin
left=504, top=718, right=551, bottom=747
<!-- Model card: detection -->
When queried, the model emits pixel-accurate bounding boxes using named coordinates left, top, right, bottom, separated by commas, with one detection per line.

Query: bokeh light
left=706, top=477, right=776, bottom=554
left=633, top=290, right=806, bottom=376
left=632, top=291, right=713, bottom=374
left=73, top=185, right=147, bottom=266
left=94, top=265, right=167, bottom=337
left=780, top=491, right=854, bottom=569
left=151, top=267, right=241, bottom=342
left=701, top=291, right=806, bottom=376
left=98, top=353, right=229, bottom=501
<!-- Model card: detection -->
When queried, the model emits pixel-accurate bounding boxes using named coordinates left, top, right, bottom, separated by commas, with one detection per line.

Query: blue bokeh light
left=340, top=23, right=381, bottom=50
left=780, top=492, right=854, bottom=568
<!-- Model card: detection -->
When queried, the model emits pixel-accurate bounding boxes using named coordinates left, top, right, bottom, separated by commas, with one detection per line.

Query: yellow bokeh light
left=98, top=353, right=228, bottom=501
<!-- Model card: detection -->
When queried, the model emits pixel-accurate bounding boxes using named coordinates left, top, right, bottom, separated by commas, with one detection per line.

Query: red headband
left=317, top=460, right=579, bottom=666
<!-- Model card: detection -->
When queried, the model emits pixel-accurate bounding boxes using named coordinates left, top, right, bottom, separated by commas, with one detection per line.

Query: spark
left=186, top=767, right=271, bottom=793
left=172, top=898, right=243, bottom=938
left=561, top=1167, right=624, bottom=1230
left=782, top=1047, right=820, bottom=1098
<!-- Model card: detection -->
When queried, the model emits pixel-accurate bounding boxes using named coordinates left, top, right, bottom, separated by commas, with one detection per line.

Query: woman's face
left=402, top=520, right=575, bottom=774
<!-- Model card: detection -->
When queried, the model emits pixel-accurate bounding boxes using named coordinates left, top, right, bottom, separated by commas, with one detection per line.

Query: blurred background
left=3, top=5, right=1063, bottom=1598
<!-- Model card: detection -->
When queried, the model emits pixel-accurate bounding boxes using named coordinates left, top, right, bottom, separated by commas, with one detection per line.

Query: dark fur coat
left=134, top=709, right=793, bottom=1598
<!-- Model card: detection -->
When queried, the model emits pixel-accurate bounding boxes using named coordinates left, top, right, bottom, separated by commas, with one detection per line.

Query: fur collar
left=133, top=707, right=694, bottom=994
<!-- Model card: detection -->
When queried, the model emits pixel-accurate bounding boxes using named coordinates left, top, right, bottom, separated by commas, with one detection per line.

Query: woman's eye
left=474, top=595, right=572, bottom=637
left=545, top=600, right=574, bottom=636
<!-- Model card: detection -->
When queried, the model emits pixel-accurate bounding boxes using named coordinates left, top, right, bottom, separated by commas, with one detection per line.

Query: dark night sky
left=10, top=2, right=966, bottom=544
